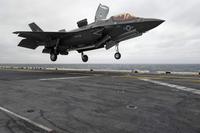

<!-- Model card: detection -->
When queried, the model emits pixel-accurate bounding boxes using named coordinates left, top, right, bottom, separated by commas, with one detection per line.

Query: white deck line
left=140, top=78, right=200, bottom=95
left=0, top=106, right=55, bottom=133
left=39, top=76, right=90, bottom=81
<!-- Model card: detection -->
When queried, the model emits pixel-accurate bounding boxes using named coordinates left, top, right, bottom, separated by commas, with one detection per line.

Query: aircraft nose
left=138, top=18, right=165, bottom=32
left=151, top=19, right=165, bottom=26
left=146, top=18, right=165, bottom=29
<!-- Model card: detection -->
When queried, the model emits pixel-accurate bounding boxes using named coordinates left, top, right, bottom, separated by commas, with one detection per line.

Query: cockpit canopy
left=111, top=13, right=138, bottom=21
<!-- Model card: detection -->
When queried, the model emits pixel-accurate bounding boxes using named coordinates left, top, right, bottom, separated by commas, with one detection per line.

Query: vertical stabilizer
left=29, top=22, right=43, bottom=32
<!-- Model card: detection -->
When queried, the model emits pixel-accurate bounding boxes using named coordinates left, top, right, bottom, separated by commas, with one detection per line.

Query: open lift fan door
left=95, top=4, right=109, bottom=22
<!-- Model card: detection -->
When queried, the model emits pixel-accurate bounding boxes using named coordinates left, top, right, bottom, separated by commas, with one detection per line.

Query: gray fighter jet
left=14, top=4, right=164, bottom=62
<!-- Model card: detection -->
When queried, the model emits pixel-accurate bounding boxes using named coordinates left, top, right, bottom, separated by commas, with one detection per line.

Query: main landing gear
left=50, top=49, right=58, bottom=62
left=81, top=52, right=88, bottom=62
left=114, top=44, right=121, bottom=60
left=50, top=39, right=59, bottom=62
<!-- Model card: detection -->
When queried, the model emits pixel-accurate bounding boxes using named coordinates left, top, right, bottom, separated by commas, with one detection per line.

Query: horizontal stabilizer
left=29, top=22, right=43, bottom=32
left=18, top=39, right=39, bottom=49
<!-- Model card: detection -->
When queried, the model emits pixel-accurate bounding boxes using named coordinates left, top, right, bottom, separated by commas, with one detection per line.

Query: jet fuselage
left=58, top=17, right=164, bottom=53
left=14, top=4, right=164, bottom=62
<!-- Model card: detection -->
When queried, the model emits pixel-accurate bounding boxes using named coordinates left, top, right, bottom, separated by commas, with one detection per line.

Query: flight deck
left=0, top=68, right=199, bottom=133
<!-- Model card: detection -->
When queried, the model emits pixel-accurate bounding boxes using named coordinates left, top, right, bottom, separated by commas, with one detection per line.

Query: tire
left=50, top=53, right=57, bottom=61
left=82, top=55, right=88, bottom=62
left=114, top=52, right=121, bottom=60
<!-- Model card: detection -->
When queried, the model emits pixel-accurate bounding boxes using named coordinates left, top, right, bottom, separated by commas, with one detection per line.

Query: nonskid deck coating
left=0, top=69, right=199, bottom=133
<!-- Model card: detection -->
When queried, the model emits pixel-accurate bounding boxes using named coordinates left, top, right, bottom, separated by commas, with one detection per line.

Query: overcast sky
left=0, top=0, right=199, bottom=64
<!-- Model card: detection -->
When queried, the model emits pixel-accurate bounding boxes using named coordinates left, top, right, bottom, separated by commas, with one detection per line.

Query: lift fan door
left=95, top=4, right=109, bottom=22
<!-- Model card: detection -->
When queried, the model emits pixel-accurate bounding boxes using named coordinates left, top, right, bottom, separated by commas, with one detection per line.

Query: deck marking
left=0, top=106, right=55, bottom=133
left=140, top=78, right=200, bottom=95
left=39, top=76, right=90, bottom=81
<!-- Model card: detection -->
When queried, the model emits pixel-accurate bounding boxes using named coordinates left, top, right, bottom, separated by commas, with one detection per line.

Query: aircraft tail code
left=29, top=22, right=43, bottom=32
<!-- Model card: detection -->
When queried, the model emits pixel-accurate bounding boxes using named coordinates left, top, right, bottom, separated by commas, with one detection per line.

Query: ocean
left=1, top=64, right=200, bottom=73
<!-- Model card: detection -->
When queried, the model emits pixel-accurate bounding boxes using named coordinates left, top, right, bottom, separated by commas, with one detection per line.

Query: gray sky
left=0, top=0, right=199, bottom=64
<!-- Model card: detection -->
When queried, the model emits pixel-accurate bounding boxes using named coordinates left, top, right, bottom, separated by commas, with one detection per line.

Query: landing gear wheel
left=114, top=52, right=121, bottom=60
left=50, top=53, right=57, bottom=62
left=114, top=44, right=121, bottom=60
left=81, top=54, right=88, bottom=62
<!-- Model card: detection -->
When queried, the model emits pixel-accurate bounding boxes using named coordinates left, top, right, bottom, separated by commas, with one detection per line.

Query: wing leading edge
left=14, top=26, right=104, bottom=41
left=13, top=31, right=72, bottom=41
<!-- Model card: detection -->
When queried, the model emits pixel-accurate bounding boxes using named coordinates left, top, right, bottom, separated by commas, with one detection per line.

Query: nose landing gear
left=81, top=52, right=88, bottom=62
left=114, top=44, right=121, bottom=60
left=114, top=52, right=121, bottom=60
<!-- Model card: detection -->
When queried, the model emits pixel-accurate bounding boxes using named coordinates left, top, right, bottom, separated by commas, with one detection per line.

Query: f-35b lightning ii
left=14, top=4, right=164, bottom=62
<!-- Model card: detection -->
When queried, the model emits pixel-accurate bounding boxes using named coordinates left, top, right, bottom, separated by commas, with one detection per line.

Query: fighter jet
left=14, top=4, right=164, bottom=62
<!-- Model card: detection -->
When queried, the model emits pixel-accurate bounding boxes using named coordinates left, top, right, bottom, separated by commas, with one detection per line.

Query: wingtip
left=13, top=31, right=19, bottom=34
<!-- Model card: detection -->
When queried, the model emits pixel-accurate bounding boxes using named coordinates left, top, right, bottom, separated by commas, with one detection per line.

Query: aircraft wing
left=14, top=27, right=104, bottom=41
left=14, top=31, right=75, bottom=42
left=14, top=27, right=104, bottom=49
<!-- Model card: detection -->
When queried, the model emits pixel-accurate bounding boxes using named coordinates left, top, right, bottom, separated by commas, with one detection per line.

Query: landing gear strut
left=114, top=44, right=121, bottom=60
left=81, top=52, right=88, bottom=62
